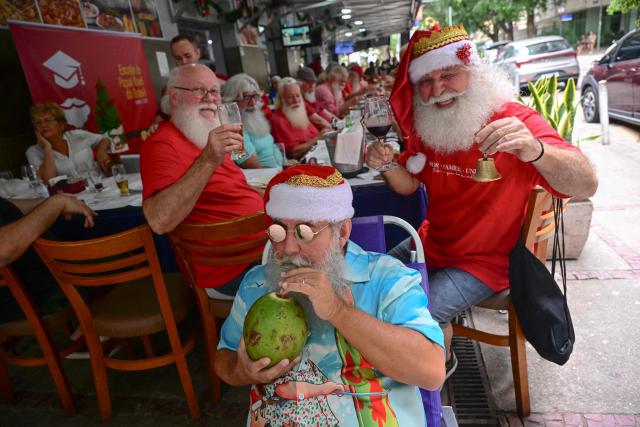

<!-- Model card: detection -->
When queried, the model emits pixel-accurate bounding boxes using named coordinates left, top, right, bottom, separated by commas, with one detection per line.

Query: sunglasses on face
left=267, top=223, right=330, bottom=243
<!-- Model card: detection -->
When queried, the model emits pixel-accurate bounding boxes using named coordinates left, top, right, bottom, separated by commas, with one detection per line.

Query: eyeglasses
left=32, top=117, right=57, bottom=126
left=239, top=93, right=261, bottom=102
left=266, top=223, right=330, bottom=243
left=173, top=86, right=221, bottom=99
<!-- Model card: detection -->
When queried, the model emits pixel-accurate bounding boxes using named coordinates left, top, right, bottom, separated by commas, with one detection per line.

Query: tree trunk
left=527, top=9, right=536, bottom=38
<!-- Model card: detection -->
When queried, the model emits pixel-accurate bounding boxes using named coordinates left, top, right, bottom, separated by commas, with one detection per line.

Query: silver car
left=495, top=36, right=580, bottom=89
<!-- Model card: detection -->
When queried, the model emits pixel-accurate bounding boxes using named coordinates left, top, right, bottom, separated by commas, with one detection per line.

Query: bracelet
left=529, top=138, right=544, bottom=163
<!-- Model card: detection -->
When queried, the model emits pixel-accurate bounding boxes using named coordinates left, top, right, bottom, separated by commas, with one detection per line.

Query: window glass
left=615, top=32, right=640, bottom=62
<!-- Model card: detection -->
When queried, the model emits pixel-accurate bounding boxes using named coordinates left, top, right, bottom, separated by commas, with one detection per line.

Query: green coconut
left=243, top=292, right=308, bottom=367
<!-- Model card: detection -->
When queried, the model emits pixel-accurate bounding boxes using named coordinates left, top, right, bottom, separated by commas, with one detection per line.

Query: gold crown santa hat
left=389, top=24, right=480, bottom=174
left=264, top=165, right=354, bottom=222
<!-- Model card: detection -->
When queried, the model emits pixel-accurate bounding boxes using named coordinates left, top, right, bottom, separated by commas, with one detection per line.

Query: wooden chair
left=169, top=212, right=268, bottom=403
left=34, top=225, right=199, bottom=420
left=0, top=265, right=76, bottom=415
left=452, top=188, right=559, bottom=417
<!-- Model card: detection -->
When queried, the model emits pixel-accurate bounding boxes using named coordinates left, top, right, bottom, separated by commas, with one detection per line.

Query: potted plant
left=520, top=76, right=598, bottom=259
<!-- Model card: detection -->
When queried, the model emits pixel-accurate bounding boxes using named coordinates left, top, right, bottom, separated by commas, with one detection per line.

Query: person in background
left=268, top=75, right=281, bottom=105
left=170, top=34, right=202, bottom=66
left=141, top=64, right=264, bottom=299
left=26, top=103, right=111, bottom=183
left=308, top=54, right=323, bottom=76
left=0, top=194, right=95, bottom=323
left=315, top=65, right=357, bottom=118
left=270, top=78, right=325, bottom=160
left=296, top=67, right=334, bottom=130
left=222, top=73, right=282, bottom=169
left=366, top=25, right=598, bottom=379
left=365, top=61, right=378, bottom=78
left=214, top=165, right=445, bottom=426
left=347, top=64, right=368, bottom=95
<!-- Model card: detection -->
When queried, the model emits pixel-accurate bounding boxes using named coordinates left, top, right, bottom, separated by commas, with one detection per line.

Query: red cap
left=350, top=64, right=365, bottom=79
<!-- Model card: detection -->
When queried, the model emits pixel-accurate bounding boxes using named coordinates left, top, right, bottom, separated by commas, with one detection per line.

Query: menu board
left=81, top=0, right=135, bottom=32
left=1, top=0, right=162, bottom=38
left=0, top=0, right=40, bottom=25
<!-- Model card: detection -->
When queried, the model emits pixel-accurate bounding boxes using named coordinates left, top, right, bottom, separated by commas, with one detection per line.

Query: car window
left=501, top=45, right=518, bottom=60
left=526, top=40, right=570, bottom=56
left=614, top=32, right=640, bottom=62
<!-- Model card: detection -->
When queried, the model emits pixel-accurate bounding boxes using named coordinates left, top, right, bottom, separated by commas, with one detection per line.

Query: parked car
left=483, top=40, right=510, bottom=63
left=495, top=36, right=580, bottom=89
left=581, top=29, right=640, bottom=126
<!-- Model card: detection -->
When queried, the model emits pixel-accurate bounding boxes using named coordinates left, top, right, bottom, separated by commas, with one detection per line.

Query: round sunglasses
left=267, top=223, right=330, bottom=243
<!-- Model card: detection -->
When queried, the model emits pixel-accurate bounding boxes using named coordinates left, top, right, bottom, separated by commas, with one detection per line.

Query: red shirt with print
left=141, top=122, right=264, bottom=288
left=399, top=102, right=580, bottom=292
left=270, top=108, right=319, bottom=152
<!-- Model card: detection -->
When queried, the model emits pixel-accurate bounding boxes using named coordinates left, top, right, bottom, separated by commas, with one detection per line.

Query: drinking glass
left=88, top=162, right=105, bottom=192
left=273, top=143, right=287, bottom=169
left=111, top=164, right=129, bottom=196
left=218, top=102, right=247, bottom=160
left=363, top=96, right=396, bottom=171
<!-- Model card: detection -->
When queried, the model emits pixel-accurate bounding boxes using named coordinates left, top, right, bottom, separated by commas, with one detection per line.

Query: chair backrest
left=521, top=188, right=560, bottom=262
left=33, top=225, right=168, bottom=330
left=0, top=265, right=49, bottom=329
left=168, top=212, right=268, bottom=288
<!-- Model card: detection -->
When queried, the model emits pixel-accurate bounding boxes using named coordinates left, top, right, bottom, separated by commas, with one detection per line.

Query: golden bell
left=473, top=154, right=502, bottom=182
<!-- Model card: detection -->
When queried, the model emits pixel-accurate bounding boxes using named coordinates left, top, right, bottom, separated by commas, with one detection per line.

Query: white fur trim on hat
left=266, top=181, right=354, bottom=222
left=409, top=40, right=480, bottom=84
left=406, top=152, right=426, bottom=174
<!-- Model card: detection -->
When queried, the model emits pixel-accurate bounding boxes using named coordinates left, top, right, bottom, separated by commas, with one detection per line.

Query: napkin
left=333, top=125, right=364, bottom=165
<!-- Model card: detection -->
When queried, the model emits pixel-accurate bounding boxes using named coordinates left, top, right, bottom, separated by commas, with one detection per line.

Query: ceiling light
left=341, top=8, right=351, bottom=14
left=354, top=20, right=363, bottom=25
left=207, top=39, right=213, bottom=45
left=342, top=14, right=351, bottom=19
left=358, top=28, right=366, bottom=32
left=345, top=32, right=352, bottom=37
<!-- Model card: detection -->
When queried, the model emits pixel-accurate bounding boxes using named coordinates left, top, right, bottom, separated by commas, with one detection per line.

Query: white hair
left=275, top=77, right=300, bottom=109
left=222, top=73, right=261, bottom=103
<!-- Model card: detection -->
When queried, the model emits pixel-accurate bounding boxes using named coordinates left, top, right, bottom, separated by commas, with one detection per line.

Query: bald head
left=167, top=64, right=221, bottom=110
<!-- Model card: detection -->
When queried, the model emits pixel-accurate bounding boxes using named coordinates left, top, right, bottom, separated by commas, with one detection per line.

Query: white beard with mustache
left=413, top=63, right=516, bottom=154
left=265, top=232, right=346, bottom=333
left=242, top=108, right=271, bottom=137
left=331, top=82, right=344, bottom=103
left=283, top=104, right=311, bottom=129
left=302, top=90, right=316, bottom=104
left=171, top=103, right=221, bottom=149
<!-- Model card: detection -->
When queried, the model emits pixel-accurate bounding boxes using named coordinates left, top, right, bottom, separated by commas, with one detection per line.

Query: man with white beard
left=366, top=25, right=598, bottom=379
left=222, top=73, right=281, bottom=168
left=315, top=65, right=357, bottom=118
left=141, top=64, right=264, bottom=298
left=270, top=78, right=326, bottom=160
left=297, top=66, right=335, bottom=130
left=214, top=165, right=445, bottom=426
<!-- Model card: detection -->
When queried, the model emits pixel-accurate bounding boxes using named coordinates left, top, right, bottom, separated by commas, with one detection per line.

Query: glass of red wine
left=363, top=96, right=396, bottom=171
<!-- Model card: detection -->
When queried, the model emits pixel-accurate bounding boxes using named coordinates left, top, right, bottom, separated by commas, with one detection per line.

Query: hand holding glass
left=111, top=164, right=129, bottom=196
left=218, top=102, right=246, bottom=160
left=363, top=96, right=396, bottom=171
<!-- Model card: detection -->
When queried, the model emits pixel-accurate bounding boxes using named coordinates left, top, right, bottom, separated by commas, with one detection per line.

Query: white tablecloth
left=77, top=173, right=142, bottom=210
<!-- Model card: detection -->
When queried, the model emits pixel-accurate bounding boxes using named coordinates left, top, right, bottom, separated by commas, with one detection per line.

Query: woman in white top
left=26, top=103, right=112, bottom=182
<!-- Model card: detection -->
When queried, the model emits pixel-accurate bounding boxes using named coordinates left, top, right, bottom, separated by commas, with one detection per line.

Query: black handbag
left=509, top=197, right=574, bottom=365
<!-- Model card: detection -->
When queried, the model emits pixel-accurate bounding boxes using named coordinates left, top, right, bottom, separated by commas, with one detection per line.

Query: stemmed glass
left=87, top=162, right=105, bottom=192
left=218, top=102, right=247, bottom=160
left=363, top=96, right=396, bottom=171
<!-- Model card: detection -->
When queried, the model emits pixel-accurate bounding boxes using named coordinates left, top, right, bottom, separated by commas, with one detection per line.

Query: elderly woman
left=26, top=103, right=112, bottom=182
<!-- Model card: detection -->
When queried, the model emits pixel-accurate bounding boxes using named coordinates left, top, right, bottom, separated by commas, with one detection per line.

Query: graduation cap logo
left=43, top=51, right=85, bottom=89
left=60, top=97, right=90, bottom=128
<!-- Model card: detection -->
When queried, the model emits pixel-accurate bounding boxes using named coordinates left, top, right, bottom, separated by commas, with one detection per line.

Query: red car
left=581, top=29, right=640, bottom=126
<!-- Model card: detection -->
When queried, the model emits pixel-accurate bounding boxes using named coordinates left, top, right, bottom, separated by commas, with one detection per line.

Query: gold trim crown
left=286, top=170, right=344, bottom=187
left=412, top=25, right=469, bottom=58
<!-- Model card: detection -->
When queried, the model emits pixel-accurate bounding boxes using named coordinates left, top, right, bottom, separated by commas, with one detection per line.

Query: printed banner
left=10, top=22, right=157, bottom=152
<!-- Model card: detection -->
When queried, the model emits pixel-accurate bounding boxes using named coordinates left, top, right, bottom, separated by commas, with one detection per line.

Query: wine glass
left=87, top=162, right=105, bottom=192
left=218, top=102, right=247, bottom=160
left=363, top=96, right=396, bottom=171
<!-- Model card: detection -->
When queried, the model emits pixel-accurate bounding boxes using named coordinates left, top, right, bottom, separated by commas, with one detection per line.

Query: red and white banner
left=9, top=22, right=158, bottom=152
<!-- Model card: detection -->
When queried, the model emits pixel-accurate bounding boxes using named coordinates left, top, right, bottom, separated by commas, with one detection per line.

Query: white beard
left=331, top=82, right=344, bottom=103
left=242, top=108, right=271, bottom=137
left=413, top=63, right=516, bottom=154
left=303, top=90, right=316, bottom=104
left=283, top=104, right=311, bottom=129
left=172, top=103, right=221, bottom=149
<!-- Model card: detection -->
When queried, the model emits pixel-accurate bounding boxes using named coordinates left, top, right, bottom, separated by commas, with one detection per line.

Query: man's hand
left=280, top=267, right=347, bottom=322
left=234, top=339, right=296, bottom=384
left=365, top=141, right=395, bottom=170
left=474, top=117, right=542, bottom=162
left=55, top=194, right=96, bottom=228
left=202, top=124, right=244, bottom=167
left=35, top=131, right=52, bottom=151
left=95, top=139, right=113, bottom=172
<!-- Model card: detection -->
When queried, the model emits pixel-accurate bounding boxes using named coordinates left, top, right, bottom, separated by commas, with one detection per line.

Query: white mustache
left=424, top=91, right=464, bottom=106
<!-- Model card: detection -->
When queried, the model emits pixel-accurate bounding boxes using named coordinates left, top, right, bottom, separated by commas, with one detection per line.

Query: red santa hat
left=264, top=165, right=354, bottom=222
left=389, top=24, right=479, bottom=174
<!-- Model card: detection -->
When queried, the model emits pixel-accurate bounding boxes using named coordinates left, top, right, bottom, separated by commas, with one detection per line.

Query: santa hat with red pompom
left=264, top=165, right=354, bottom=222
left=389, top=24, right=480, bottom=174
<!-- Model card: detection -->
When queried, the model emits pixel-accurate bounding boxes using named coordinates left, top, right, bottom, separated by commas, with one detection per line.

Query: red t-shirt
left=304, top=99, right=332, bottom=124
left=270, top=108, right=319, bottom=152
left=399, top=102, right=580, bottom=292
left=141, top=122, right=264, bottom=288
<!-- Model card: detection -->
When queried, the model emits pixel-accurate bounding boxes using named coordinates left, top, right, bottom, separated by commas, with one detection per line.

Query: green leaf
left=563, top=79, right=576, bottom=112
left=546, top=74, right=558, bottom=115
left=528, top=81, right=547, bottom=117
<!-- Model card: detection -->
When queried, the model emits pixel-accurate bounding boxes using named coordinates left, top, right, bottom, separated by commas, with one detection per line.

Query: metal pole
left=598, top=80, right=609, bottom=145
left=448, top=6, right=452, bottom=26
left=597, top=4, right=602, bottom=50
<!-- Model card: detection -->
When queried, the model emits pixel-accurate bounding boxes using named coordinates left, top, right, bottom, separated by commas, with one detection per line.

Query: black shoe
left=445, top=351, right=458, bottom=381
